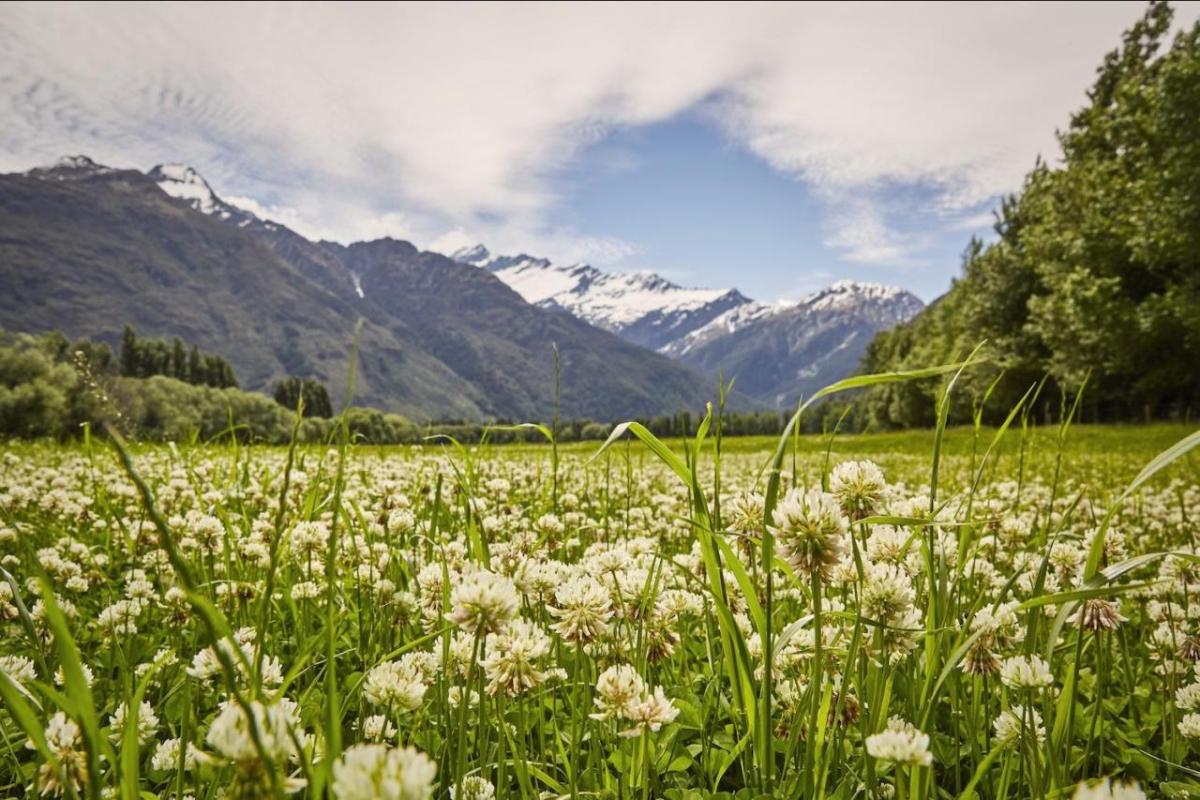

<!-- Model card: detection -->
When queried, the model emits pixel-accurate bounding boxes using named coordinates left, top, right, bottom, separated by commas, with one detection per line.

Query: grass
left=0, top=402, right=1197, bottom=800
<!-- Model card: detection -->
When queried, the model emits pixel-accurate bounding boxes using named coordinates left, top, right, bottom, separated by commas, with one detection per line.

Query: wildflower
left=53, top=664, right=94, bottom=687
left=591, top=664, right=645, bottom=721
left=108, top=700, right=159, bottom=745
left=865, top=716, right=933, bottom=766
left=361, top=714, right=397, bottom=743
left=619, top=687, right=679, bottom=737
left=999, top=655, right=1053, bottom=690
left=1075, top=598, right=1126, bottom=632
left=332, top=743, right=437, bottom=800
left=205, top=699, right=307, bottom=797
left=1180, top=713, right=1200, bottom=738
left=1176, top=681, right=1200, bottom=711
left=150, top=737, right=206, bottom=772
left=1070, top=778, right=1146, bottom=799
left=992, top=706, right=1045, bottom=747
left=770, top=488, right=849, bottom=581
left=364, top=660, right=427, bottom=711
left=450, top=775, right=497, bottom=800
left=549, top=576, right=612, bottom=643
left=830, top=460, right=887, bottom=519
left=0, top=654, right=37, bottom=686
left=446, top=570, right=519, bottom=634
left=30, top=712, right=88, bottom=797
left=480, top=619, right=550, bottom=696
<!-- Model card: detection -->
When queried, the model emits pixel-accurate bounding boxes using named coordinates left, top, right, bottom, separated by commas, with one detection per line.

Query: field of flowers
left=1, top=415, right=1198, bottom=800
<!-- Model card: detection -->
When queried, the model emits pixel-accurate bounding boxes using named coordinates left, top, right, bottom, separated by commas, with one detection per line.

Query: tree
left=273, top=377, right=333, bottom=418
left=120, top=325, right=138, bottom=377
left=171, top=337, right=187, bottom=382
left=859, top=2, right=1200, bottom=426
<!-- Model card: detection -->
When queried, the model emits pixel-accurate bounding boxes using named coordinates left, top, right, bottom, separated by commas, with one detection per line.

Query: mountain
left=663, top=281, right=924, bottom=408
left=0, top=156, right=721, bottom=421
left=453, top=245, right=751, bottom=350
left=452, top=245, right=922, bottom=408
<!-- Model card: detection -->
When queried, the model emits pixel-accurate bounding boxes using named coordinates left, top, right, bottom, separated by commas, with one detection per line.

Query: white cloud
left=1, top=1, right=1195, bottom=272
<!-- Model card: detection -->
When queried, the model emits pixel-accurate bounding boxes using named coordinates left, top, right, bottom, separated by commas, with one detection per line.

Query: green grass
left=0, top=418, right=1197, bottom=800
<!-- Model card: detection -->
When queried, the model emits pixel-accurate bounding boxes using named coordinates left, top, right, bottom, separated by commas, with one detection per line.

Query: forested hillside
left=860, top=2, right=1200, bottom=427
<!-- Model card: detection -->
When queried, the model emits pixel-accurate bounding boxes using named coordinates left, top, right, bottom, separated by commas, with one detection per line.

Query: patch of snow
left=147, top=163, right=260, bottom=228
left=452, top=244, right=745, bottom=332
left=150, top=164, right=220, bottom=214
left=28, top=155, right=115, bottom=178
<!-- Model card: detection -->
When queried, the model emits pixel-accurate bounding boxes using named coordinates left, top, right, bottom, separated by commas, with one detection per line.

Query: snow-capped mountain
left=664, top=280, right=925, bottom=407
left=4, top=155, right=722, bottom=420
left=27, top=155, right=120, bottom=180
left=452, top=245, right=751, bottom=350
left=452, top=245, right=923, bottom=407
left=147, top=163, right=260, bottom=227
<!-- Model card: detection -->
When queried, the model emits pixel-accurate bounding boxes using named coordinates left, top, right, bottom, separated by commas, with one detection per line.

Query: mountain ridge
left=452, top=244, right=924, bottom=407
left=0, top=157, right=724, bottom=421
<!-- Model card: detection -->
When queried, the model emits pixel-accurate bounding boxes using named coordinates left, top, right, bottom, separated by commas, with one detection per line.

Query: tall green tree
left=860, top=1, right=1200, bottom=427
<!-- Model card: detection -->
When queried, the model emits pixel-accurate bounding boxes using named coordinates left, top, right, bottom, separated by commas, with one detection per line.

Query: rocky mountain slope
left=0, top=157, right=720, bottom=421
left=453, top=246, right=923, bottom=408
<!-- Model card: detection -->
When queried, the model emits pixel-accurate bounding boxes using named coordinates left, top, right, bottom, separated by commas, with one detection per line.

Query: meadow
left=1, top=399, right=1198, bottom=800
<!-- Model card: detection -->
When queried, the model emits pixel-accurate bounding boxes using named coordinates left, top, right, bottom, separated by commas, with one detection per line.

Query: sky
left=2, top=1, right=1197, bottom=302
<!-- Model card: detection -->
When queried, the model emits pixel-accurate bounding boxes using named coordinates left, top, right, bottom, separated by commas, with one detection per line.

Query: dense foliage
left=860, top=2, right=1200, bottom=428
left=120, top=326, right=238, bottom=389
left=273, top=378, right=334, bottom=419
left=1, top=327, right=814, bottom=444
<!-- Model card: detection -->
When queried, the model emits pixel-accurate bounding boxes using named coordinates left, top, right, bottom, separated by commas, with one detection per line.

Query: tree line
left=120, top=325, right=238, bottom=388
left=857, top=2, right=1200, bottom=429
left=2, top=325, right=819, bottom=445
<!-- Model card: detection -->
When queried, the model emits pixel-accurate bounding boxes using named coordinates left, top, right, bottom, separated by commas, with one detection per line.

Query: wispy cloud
left=1, top=1, right=1193, bottom=273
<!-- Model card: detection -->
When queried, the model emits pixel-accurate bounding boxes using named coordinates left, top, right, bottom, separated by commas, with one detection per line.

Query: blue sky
left=3, top=2, right=1195, bottom=303
left=551, top=117, right=996, bottom=301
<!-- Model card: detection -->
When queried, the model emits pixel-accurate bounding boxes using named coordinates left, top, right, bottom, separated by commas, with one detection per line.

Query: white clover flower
left=480, top=619, right=550, bottom=697
left=1176, top=681, right=1200, bottom=711
left=364, top=660, right=427, bottom=711
left=549, top=576, right=612, bottom=643
left=150, top=737, right=206, bottom=772
left=361, top=714, right=397, bottom=743
left=770, top=488, right=848, bottom=581
left=999, top=655, right=1054, bottom=690
left=619, top=686, right=679, bottom=737
left=449, top=775, right=496, bottom=800
left=1070, top=778, right=1147, bottom=800
left=332, top=743, right=437, bottom=800
left=865, top=716, right=933, bottom=766
left=31, top=712, right=88, bottom=797
left=992, top=706, right=1044, bottom=747
left=1179, top=713, right=1200, bottom=739
left=54, top=663, right=94, bottom=687
left=109, top=700, right=159, bottom=745
left=446, top=570, right=519, bottom=634
left=829, top=460, right=887, bottom=519
left=0, top=654, right=37, bottom=686
left=205, top=699, right=302, bottom=764
left=591, top=664, right=645, bottom=721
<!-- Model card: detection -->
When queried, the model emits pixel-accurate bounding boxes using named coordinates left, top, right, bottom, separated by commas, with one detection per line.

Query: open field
left=1, top=421, right=1199, bottom=799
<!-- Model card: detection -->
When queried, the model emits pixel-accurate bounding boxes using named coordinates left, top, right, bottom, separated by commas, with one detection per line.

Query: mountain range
left=0, top=156, right=720, bottom=421
left=452, top=246, right=923, bottom=409
left=0, top=155, right=922, bottom=419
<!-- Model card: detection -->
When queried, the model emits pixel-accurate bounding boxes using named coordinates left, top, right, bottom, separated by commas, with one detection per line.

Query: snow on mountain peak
left=53, top=155, right=109, bottom=171
left=801, top=279, right=916, bottom=312
left=146, top=163, right=261, bottom=227
left=28, top=155, right=116, bottom=178
left=451, top=245, right=751, bottom=349
left=148, top=163, right=225, bottom=216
